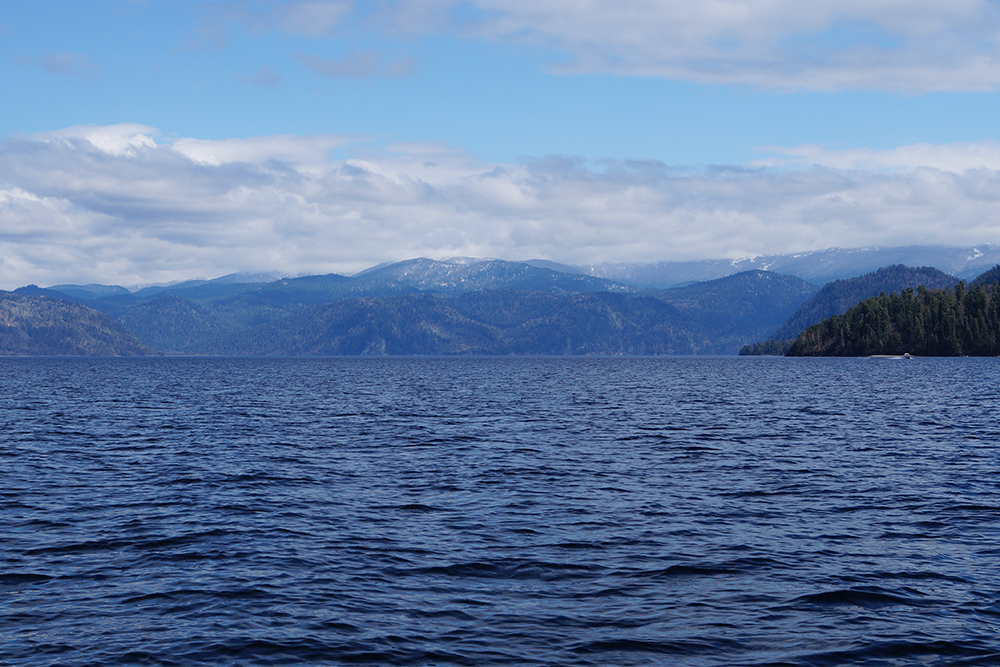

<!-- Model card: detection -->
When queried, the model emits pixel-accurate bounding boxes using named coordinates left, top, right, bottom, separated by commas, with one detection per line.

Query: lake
left=4, top=356, right=1000, bottom=666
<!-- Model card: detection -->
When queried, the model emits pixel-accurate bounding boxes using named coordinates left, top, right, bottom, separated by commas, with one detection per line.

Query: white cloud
left=345, top=0, right=1000, bottom=91
left=172, top=133, right=355, bottom=169
left=36, top=124, right=158, bottom=156
left=2, top=124, right=1000, bottom=288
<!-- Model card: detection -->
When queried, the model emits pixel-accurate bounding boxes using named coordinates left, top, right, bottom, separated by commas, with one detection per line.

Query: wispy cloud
left=174, top=20, right=228, bottom=52
left=455, top=0, right=1000, bottom=91
left=298, top=51, right=416, bottom=79
left=754, top=142, right=1000, bottom=171
left=261, top=0, right=1000, bottom=92
left=201, top=1, right=1000, bottom=91
left=2, top=124, right=1000, bottom=288
left=217, top=0, right=354, bottom=38
left=274, top=0, right=354, bottom=37
left=13, top=52, right=102, bottom=79
left=238, top=66, right=284, bottom=87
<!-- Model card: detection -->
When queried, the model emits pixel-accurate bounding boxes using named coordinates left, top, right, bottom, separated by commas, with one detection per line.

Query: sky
left=3, top=0, right=1000, bottom=288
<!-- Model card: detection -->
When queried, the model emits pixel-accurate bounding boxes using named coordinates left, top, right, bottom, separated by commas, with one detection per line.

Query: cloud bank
left=248, top=0, right=1000, bottom=92
left=1, top=124, right=999, bottom=288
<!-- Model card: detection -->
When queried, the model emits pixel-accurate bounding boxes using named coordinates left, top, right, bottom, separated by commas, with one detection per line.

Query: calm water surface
left=3, top=356, right=1000, bottom=666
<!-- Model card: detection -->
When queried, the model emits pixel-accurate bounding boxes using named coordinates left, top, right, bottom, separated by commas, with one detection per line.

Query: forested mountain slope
left=657, top=270, right=816, bottom=345
left=788, top=266, right=1000, bottom=356
left=0, top=292, right=154, bottom=356
left=770, top=265, right=959, bottom=341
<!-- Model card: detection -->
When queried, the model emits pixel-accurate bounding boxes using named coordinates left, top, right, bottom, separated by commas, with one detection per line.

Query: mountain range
left=5, top=245, right=1000, bottom=356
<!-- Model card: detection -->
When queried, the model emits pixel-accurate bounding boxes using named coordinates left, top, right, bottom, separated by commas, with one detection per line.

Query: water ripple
left=3, top=356, right=1000, bottom=666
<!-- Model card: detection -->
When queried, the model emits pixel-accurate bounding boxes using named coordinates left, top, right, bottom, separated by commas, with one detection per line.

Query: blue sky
left=3, top=0, right=1000, bottom=287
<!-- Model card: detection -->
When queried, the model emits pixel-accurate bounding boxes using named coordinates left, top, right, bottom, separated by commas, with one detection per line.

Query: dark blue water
left=4, top=356, right=1000, bottom=666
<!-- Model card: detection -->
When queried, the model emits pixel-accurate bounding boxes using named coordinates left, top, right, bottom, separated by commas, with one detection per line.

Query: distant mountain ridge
left=571, top=245, right=1000, bottom=288
left=28, top=244, right=1000, bottom=297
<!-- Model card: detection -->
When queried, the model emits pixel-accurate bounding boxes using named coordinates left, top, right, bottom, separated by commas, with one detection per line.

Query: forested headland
left=787, top=279, right=1000, bottom=356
